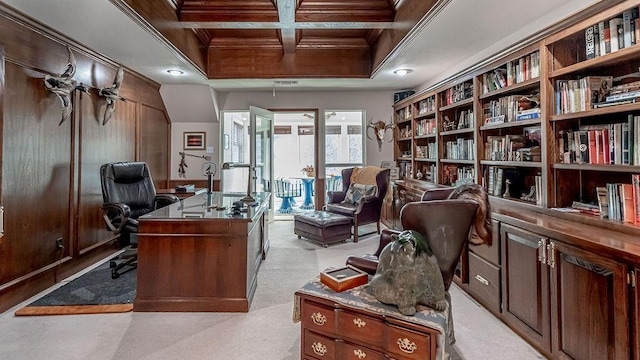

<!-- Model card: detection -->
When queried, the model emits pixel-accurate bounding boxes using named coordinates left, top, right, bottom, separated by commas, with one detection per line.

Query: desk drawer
left=304, top=330, right=336, bottom=359
left=302, top=301, right=335, bottom=334
left=336, top=309, right=384, bottom=345
left=385, top=325, right=430, bottom=359
left=468, top=252, right=501, bottom=314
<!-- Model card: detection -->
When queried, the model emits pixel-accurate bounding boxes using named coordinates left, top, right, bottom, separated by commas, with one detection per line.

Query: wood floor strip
left=14, top=304, right=133, bottom=316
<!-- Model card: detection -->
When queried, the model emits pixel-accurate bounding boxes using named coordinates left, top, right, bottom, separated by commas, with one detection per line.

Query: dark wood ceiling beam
left=297, top=37, right=369, bottom=49
left=296, top=10, right=394, bottom=22
left=179, top=21, right=396, bottom=29
left=209, top=37, right=282, bottom=48
left=207, top=47, right=371, bottom=79
left=179, top=11, right=279, bottom=22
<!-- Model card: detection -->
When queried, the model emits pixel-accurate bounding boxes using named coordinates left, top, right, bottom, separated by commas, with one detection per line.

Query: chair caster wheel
left=111, top=271, right=120, bottom=279
left=323, top=244, right=328, bottom=248
left=297, top=235, right=301, bottom=239
left=110, top=261, right=116, bottom=268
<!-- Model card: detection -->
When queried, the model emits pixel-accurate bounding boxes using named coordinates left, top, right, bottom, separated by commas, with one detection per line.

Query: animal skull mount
left=367, top=119, right=395, bottom=151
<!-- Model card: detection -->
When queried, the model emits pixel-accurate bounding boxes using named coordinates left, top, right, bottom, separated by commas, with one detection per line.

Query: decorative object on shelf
left=442, top=115, right=456, bottom=132
left=416, top=169, right=424, bottom=180
left=366, top=118, right=395, bottom=151
left=43, top=46, right=90, bottom=125
left=98, top=66, right=126, bottom=125
left=202, top=161, right=217, bottom=194
left=183, top=132, right=206, bottom=150
left=177, top=151, right=212, bottom=178
left=503, top=179, right=512, bottom=198
left=221, top=162, right=256, bottom=203
left=301, top=165, right=315, bottom=177
left=367, top=230, right=447, bottom=316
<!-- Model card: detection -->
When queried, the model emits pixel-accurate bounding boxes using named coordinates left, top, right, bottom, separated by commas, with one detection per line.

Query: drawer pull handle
left=312, top=342, right=328, bottom=357
left=311, top=312, right=327, bottom=326
left=474, top=274, right=489, bottom=286
left=397, top=338, right=417, bottom=354
left=353, top=349, right=367, bottom=359
left=353, top=318, right=366, bottom=328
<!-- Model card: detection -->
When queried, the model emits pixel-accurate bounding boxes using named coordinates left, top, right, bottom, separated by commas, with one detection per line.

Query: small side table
left=300, top=178, right=315, bottom=210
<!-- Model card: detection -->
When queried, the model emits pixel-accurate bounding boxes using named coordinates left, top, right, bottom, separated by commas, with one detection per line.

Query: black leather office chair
left=100, top=162, right=179, bottom=278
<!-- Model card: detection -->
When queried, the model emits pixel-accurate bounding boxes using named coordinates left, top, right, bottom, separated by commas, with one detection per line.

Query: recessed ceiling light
left=167, top=69, right=184, bottom=76
left=394, top=69, right=413, bottom=76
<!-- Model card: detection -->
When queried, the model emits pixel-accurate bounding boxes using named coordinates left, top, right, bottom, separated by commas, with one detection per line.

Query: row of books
left=417, top=164, right=437, bottom=182
left=453, top=109, right=475, bottom=130
left=481, top=51, right=541, bottom=94
left=485, top=135, right=525, bottom=161
left=585, top=7, right=639, bottom=59
left=554, top=76, right=613, bottom=114
left=594, top=176, right=640, bottom=224
left=444, top=139, right=475, bottom=160
left=442, top=81, right=473, bottom=106
left=415, top=143, right=436, bottom=159
left=398, top=125, right=411, bottom=138
left=442, top=165, right=474, bottom=186
left=399, top=161, right=412, bottom=179
left=415, top=118, right=436, bottom=136
left=417, top=97, right=436, bottom=115
left=482, top=93, right=540, bottom=124
left=396, top=106, right=411, bottom=121
left=557, top=115, right=638, bottom=165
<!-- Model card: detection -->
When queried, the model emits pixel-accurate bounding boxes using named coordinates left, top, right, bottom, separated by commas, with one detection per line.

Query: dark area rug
left=15, top=258, right=136, bottom=316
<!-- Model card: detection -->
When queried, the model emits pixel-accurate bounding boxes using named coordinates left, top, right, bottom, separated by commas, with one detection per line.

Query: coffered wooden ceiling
left=126, top=0, right=437, bottom=80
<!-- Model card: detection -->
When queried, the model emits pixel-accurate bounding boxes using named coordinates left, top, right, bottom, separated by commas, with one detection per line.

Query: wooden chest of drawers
left=297, top=292, right=438, bottom=360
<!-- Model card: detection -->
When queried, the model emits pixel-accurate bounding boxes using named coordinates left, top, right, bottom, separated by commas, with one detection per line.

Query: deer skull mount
left=367, top=119, right=395, bottom=151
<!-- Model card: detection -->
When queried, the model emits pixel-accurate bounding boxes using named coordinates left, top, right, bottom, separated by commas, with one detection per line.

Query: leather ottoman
left=294, top=211, right=352, bottom=247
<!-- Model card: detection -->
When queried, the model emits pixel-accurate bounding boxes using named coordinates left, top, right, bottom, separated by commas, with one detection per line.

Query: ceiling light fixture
left=167, top=69, right=184, bottom=76
left=394, top=68, right=413, bottom=76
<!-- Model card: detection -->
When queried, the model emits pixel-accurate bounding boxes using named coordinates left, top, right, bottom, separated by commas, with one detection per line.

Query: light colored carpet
left=0, top=220, right=545, bottom=360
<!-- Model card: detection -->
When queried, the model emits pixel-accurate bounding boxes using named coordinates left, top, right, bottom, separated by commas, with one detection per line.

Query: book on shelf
left=571, top=201, right=600, bottom=216
left=610, top=17, right=623, bottom=52
left=585, top=24, right=599, bottom=59
left=592, top=98, right=637, bottom=108
left=621, top=183, right=636, bottom=223
left=633, top=174, right=640, bottom=224
left=595, top=186, right=609, bottom=218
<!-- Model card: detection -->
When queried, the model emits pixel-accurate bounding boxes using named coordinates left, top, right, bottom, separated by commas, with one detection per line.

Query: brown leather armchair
left=346, top=184, right=492, bottom=290
left=325, top=167, right=390, bottom=242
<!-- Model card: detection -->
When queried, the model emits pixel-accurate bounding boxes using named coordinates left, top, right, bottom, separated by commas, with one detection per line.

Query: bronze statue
left=366, top=230, right=447, bottom=316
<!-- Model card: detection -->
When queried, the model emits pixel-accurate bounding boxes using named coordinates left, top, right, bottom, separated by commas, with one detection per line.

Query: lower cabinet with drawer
left=297, top=293, right=439, bottom=360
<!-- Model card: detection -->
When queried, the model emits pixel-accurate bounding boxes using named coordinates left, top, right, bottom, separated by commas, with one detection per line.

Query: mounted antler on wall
left=43, top=46, right=90, bottom=125
left=366, top=117, right=395, bottom=151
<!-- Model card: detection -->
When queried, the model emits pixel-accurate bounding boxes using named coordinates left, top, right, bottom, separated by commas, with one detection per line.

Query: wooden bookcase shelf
left=390, top=4, right=640, bottom=359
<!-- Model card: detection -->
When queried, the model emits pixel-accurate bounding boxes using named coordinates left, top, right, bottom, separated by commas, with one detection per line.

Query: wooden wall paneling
left=0, top=62, right=72, bottom=282
left=77, top=97, right=136, bottom=253
left=139, top=104, right=170, bottom=189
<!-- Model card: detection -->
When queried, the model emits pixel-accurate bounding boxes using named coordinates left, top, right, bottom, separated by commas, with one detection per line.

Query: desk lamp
left=221, top=162, right=256, bottom=203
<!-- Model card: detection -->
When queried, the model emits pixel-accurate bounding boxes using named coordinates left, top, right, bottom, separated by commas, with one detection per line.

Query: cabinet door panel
left=501, top=224, right=550, bottom=352
left=550, top=242, right=629, bottom=360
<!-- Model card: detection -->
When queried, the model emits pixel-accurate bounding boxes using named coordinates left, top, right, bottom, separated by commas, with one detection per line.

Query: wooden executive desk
left=134, top=192, right=270, bottom=312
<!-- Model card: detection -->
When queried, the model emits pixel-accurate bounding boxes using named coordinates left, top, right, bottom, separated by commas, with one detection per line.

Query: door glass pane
left=221, top=111, right=249, bottom=193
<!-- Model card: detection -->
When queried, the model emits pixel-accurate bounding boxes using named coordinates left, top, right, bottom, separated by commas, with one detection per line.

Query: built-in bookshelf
left=391, top=0, right=640, bottom=229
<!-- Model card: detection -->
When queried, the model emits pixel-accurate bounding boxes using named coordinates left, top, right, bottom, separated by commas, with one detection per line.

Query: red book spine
left=633, top=174, right=640, bottom=224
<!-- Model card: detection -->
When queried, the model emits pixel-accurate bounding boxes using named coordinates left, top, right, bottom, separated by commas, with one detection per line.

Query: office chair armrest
left=155, top=194, right=180, bottom=209
left=101, top=203, right=132, bottom=234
